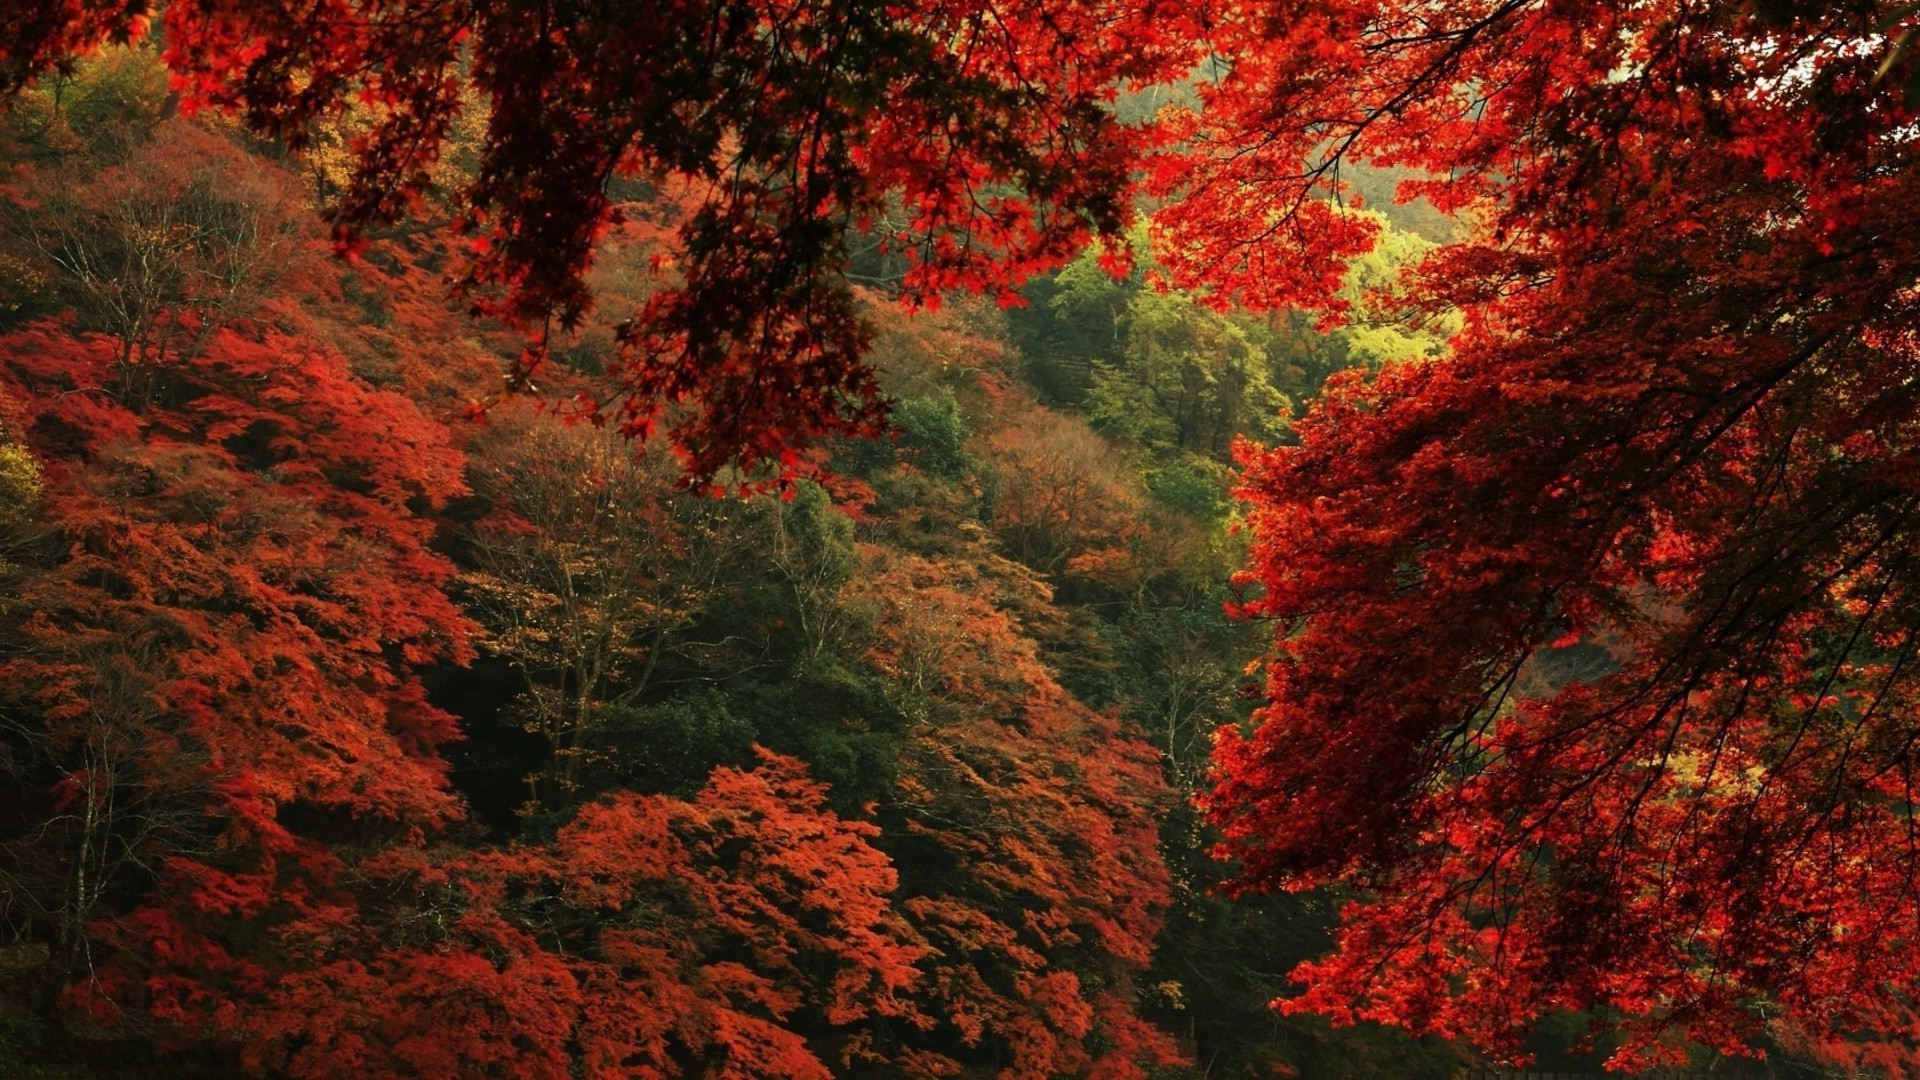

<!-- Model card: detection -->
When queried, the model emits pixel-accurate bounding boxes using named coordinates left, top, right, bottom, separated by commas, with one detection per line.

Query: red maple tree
left=0, top=295, right=474, bottom=1005
left=853, top=546, right=1183, bottom=1078
left=149, top=749, right=922, bottom=1080
left=1189, top=0, right=1920, bottom=1068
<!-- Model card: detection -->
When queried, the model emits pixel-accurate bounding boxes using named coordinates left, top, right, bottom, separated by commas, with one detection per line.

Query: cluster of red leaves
left=854, top=547, right=1183, bottom=1079
left=0, top=285, right=933, bottom=1071
left=0, top=0, right=150, bottom=97
left=0, top=0, right=1216, bottom=484
left=1203, top=0, right=1920, bottom=1069
left=0, top=89, right=1205, bottom=1070
left=0, top=304, right=472, bottom=848
left=0, top=288, right=475, bottom=1032
left=127, top=750, right=920, bottom=1080
left=34, top=0, right=1920, bottom=1069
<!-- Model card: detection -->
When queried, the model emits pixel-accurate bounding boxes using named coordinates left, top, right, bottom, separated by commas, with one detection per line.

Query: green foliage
left=0, top=433, right=42, bottom=611
left=0, top=49, right=173, bottom=325
left=53, top=49, right=172, bottom=151
left=893, top=391, right=971, bottom=477
left=1106, top=594, right=1255, bottom=781
left=0, top=1009, right=46, bottom=1077
left=598, top=690, right=757, bottom=798
left=1088, top=286, right=1292, bottom=456
left=0, top=441, right=40, bottom=530
left=1006, top=240, right=1138, bottom=404
left=1010, top=211, right=1452, bottom=458
left=1015, top=230, right=1300, bottom=460
left=1328, top=208, right=1456, bottom=368
left=720, top=668, right=904, bottom=816
left=782, top=480, right=857, bottom=582
left=2, top=44, right=171, bottom=159
left=1146, top=834, right=1468, bottom=1080
left=766, top=480, right=865, bottom=665
left=1143, top=459, right=1231, bottom=521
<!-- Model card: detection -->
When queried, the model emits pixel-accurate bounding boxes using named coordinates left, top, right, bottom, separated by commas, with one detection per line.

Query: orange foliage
left=852, top=547, right=1184, bottom=1079
left=144, top=751, right=923, bottom=1080
left=979, top=391, right=1146, bottom=579
left=0, top=300, right=473, bottom=1012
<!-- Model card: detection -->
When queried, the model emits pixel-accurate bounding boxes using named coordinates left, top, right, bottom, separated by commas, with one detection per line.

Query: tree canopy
left=13, top=0, right=1920, bottom=1075
left=1, top=0, right=1216, bottom=484
left=1201, top=0, right=1920, bottom=1069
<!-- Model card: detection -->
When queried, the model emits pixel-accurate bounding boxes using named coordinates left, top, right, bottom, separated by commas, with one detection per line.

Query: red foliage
left=39, top=1, right=1920, bottom=1070
left=0, top=285, right=933, bottom=1073
left=1201, top=0, right=1920, bottom=1069
left=136, top=750, right=922, bottom=1080
left=0, top=1, right=149, bottom=97
left=0, top=89, right=1203, bottom=1074
left=854, top=548, right=1184, bottom=1078
left=0, top=0, right=1213, bottom=483
left=0, top=300, right=474, bottom=1021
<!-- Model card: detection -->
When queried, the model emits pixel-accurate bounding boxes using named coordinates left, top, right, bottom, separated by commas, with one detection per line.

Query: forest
left=1, top=2, right=1919, bottom=1078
